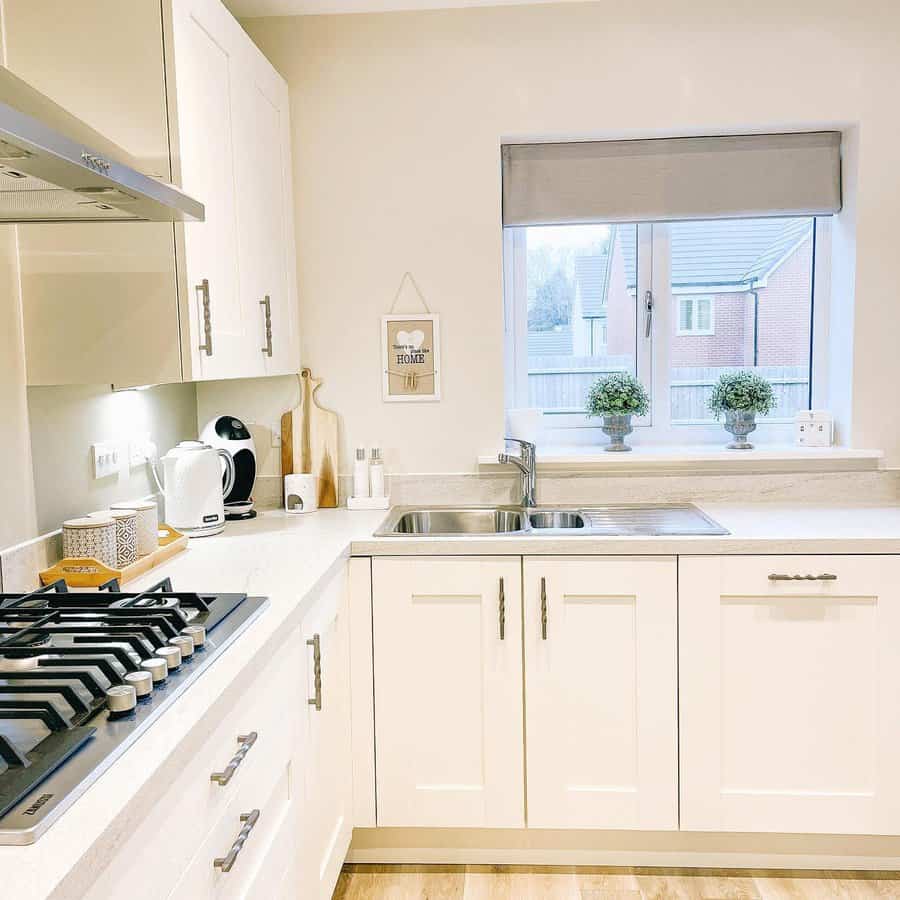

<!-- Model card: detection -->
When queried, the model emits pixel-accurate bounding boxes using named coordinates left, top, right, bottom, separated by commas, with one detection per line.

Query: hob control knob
left=125, top=670, right=153, bottom=699
left=106, top=684, right=137, bottom=715
left=181, top=624, right=206, bottom=648
left=169, top=635, right=194, bottom=659
left=157, top=645, right=182, bottom=671
left=142, top=657, right=168, bottom=683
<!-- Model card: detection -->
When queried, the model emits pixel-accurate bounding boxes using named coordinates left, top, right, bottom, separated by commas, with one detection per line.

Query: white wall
left=27, top=382, right=198, bottom=534
left=237, top=0, right=900, bottom=470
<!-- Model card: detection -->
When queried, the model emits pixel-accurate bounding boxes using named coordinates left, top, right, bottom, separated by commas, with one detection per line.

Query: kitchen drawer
left=169, top=762, right=294, bottom=900
left=81, top=631, right=302, bottom=900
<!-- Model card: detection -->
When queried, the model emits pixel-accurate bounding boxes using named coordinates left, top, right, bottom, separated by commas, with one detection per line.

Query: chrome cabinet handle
left=768, top=573, right=838, bottom=582
left=307, top=634, right=322, bottom=711
left=644, top=289, right=653, bottom=339
left=213, top=809, right=260, bottom=872
left=197, top=279, right=213, bottom=356
left=540, top=577, right=548, bottom=640
left=259, top=295, right=273, bottom=357
left=498, top=577, right=506, bottom=641
left=210, top=732, right=258, bottom=786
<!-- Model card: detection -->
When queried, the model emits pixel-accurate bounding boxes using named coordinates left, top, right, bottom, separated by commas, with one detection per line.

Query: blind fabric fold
left=501, top=132, right=842, bottom=226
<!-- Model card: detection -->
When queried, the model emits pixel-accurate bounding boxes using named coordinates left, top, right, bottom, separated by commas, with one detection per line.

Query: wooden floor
left=333, top=865, right=900, bottom=899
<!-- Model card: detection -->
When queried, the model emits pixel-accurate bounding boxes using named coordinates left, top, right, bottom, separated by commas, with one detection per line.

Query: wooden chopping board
left=281, top=369, right=339, bottom=508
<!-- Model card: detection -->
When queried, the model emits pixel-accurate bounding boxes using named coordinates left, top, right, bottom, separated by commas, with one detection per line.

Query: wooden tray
left=40, top=524, right=188, bottom=588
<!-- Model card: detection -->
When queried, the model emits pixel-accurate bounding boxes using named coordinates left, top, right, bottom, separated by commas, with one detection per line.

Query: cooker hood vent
left=0, top=67, right=204, bottom=223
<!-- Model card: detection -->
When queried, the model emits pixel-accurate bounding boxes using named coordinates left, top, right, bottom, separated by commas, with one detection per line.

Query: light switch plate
left=92, top=441, right=124, bottom=480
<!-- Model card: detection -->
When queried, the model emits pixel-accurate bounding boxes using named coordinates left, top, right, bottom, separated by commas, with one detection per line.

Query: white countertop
left=6, top=500, right=900, bottom=898
left=1, top=508, right=384, bottom=900
left=351, top=502, right=900, bottom=556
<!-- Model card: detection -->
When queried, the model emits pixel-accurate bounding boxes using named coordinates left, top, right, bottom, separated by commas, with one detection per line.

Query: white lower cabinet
left=372, top=557, right=525, bottom=827
left=79, top=627, right=303, bottom=900
left=523, top=557, right=678, bottom=830
left=680, top=555, right=900, bottom=836
left=298, top=564, right=355, bottom=898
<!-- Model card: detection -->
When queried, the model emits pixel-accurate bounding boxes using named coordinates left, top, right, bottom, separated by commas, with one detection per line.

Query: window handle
left=644, top=289, right=653, bottom=339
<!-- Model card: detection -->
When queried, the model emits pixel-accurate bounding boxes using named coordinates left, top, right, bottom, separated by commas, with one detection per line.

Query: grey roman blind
left=501, top=132, right=842, bottom=226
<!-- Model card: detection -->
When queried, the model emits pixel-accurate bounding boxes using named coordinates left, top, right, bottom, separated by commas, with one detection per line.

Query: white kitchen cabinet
left=523, top=557, right=678, bottom=830
left=680, top=555, right=900, bottom=836
left=299, top=564, right=354, bottom=899
left=77, top=627, right=304, bottom=900
left=3, top=0, right=298, bottom=386
left=372, top=557, right=525, bottom=828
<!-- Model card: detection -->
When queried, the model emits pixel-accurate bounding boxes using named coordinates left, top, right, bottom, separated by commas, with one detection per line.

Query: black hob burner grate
left=0, top=577, right=263, bottom=839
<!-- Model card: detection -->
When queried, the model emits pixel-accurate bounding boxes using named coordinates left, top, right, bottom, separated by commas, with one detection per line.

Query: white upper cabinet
left=170, top=0, right=254, bottom=381
left=4, top=0, right=299, bottom=386
left=372, top=557, right=525, bottom=828
left=229, top=47, right=298, bottom=376
left=680, top=555, right=900, bottom=836
left=523, top=557, right=678, bottom=830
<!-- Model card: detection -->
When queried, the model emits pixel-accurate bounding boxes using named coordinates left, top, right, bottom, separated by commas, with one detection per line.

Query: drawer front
left=171, top=762, right=294, bottom=900
left=680, top=555, right=900, bottom=835
left=81, top=632, right=302, bottom=900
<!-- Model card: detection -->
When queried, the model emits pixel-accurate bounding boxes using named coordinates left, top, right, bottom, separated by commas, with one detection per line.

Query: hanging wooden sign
left=381, top=313, right=441, bottom=402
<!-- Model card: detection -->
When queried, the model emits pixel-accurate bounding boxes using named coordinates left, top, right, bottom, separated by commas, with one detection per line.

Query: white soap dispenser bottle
left=370, top=447, right=385, bottom=498
left=353, top=447, right=370, bottom=498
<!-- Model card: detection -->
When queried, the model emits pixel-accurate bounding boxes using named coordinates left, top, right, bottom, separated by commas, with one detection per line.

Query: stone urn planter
left=723, top=409, right=758, bottom=450
left=601, top=414, right=635, bottom=452
left=586, top=372, right=650, bottom=454
left=708, top=371, right=775, bottom=451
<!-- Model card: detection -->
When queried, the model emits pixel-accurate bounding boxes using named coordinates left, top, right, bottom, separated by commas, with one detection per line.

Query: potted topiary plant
left=586, top=372, right=650, bottom=452
left=708, top=370, right=776, bottom=449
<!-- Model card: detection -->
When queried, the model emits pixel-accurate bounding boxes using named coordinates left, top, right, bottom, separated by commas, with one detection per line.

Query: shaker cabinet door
left=231, top=53, right=299, bottom=377
left=170, top=0, right=262, bottom=381
left=680, top=555, right=900, bottom=835
left=299, top=565, right=354, bottom=899
left=523, top=556, right=678, bottom=830
left=372, top=557, right=525, bottom=828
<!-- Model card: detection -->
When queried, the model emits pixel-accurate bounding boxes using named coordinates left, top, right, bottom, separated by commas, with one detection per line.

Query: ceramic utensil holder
left=111, top=500, right=159, bottom=556
left=62, top=516, right=118, bottom=569
left=89, top=509, right=138, bottom=568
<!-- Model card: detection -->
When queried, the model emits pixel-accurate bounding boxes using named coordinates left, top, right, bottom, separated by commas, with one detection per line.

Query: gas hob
left=0, top=577, right=267, bottom=845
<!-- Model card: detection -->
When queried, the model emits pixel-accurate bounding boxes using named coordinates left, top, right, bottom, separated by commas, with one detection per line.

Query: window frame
left=503, top=218, right=829, bottom=446
left=676, top=295, right=716, bottom=336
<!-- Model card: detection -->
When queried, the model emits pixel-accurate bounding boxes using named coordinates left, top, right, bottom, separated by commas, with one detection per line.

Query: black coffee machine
left=201, top=415, right=257, bottom=520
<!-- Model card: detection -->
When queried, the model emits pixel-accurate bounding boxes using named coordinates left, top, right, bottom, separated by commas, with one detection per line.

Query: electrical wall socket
left=270, top=423, right=282, bottom=449
left=129, top=437, right=157, bottom=469
left=92, top=441, right=126, bottom=480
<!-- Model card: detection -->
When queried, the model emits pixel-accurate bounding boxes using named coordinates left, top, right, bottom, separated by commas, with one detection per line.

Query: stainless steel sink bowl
left=374, top=504, right=728, bottom=537
left=385, top=507, right=526, bottom=536
left=529, top=511, right=585, bottom=529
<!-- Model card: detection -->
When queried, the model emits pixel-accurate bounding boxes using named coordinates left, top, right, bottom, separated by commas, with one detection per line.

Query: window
left=504, top=216, right=827, bottom=442
left=677, top=296, right=714, bottom=335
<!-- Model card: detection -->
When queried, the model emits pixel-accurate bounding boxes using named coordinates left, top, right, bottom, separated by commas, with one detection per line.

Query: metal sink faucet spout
left=498, top=437, right=537, bottom=507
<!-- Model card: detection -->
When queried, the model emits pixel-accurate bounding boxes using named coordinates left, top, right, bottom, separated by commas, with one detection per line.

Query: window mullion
left=635, top=223, right=654, bottom=426
left=650, top=223, right=674, bottom=436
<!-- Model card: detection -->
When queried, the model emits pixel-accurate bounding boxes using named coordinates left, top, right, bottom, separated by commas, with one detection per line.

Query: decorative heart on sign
left=396, top=329, right=425, bottom=350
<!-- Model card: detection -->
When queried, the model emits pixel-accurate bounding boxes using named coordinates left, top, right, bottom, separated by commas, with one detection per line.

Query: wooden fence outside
left=527, top=356, right=808, bottom=421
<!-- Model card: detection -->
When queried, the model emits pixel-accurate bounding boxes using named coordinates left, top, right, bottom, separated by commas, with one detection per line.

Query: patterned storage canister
left=89, top=509, right=138, bottom=568
left=110, top=500, right=159, bottom=557
left=62, top=516, right=117, bottom=568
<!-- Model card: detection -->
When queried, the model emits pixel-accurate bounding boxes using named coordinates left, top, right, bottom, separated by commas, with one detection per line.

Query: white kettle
left=153, top=441, right=235, bottom=537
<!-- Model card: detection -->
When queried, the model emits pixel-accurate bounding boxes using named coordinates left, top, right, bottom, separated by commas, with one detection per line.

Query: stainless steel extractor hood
left=0, top=67, right=204, bottom=223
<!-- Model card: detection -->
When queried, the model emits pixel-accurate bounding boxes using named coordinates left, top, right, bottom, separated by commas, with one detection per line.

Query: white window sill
left=479, top=445, right=884, bottom=475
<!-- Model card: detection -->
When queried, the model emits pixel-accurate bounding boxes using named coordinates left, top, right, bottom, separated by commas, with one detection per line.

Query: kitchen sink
left=529, top=511, right=585, bottom=529
left=376, top=504, right=728, bottom=537
left=387, top=507, right=527, bottom=536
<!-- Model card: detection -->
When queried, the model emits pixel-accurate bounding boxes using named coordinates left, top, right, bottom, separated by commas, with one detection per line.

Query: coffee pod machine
left=201, top=415, right=257, bottom=520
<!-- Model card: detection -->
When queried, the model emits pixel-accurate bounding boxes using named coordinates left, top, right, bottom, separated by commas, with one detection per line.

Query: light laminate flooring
left=333, top=865, right=900, bottom=899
